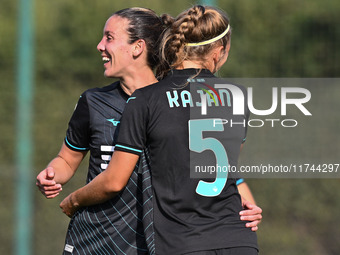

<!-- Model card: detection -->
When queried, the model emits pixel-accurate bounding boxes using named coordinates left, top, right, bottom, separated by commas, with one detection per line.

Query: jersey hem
left=171, top=243, right=259, bottom=255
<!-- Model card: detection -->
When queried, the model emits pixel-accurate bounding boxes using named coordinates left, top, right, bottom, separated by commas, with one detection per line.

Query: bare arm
left=59, top=151, right=139, bottom=217
left=237, top=144, right=262, bottom=231
left=238, top=182, right=262, bottom=231
left=36, top=143, right=87, bottom=198
left=238, top=182, right=256, bottom=205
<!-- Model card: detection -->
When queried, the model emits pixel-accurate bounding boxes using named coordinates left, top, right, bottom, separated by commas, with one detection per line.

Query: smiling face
left=97, top=15, right=135, bottom=78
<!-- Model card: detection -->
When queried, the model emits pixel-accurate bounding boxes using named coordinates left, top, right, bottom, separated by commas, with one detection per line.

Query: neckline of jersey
left=170, top=68, right=214, bottom=77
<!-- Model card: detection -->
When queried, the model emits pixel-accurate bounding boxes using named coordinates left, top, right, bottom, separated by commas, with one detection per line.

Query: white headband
left=186, top=24, right=230, bottom=47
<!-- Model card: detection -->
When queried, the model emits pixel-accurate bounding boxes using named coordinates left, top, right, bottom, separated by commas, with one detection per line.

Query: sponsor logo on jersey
left=106, top=118, right=120, bottom=126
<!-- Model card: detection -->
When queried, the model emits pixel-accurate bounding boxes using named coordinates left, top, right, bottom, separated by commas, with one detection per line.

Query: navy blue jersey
left=115, top=69, right=258, bottom=254
left=63, top=82, right=154, bottom=255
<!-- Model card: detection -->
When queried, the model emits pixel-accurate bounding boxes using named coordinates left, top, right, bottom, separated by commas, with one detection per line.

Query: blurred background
left=1, top=0, right=339, bottom=254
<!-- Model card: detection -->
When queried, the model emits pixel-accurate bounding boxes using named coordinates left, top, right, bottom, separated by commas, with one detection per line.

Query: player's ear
left=132, top=39, right=146, bottom=58
left=213, top=46, right=226, bottom=63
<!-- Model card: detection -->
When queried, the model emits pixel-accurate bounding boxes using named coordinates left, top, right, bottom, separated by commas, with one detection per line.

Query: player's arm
left=236, top=180, right=262, bottom=231
left=238, top=143, right=256, bottom=204
left=236, top=97, right=262, bottom=230
left=59, top=150, right=139, bottom=217
left=238, top=144, right=262, bottom=231
left=37, top=92, right=90, bottom=198
left=238, top=182, right=256, bottom=205
left=36, top=143, right=87, bottom=198
left=239, top=200, right=262, bottom=231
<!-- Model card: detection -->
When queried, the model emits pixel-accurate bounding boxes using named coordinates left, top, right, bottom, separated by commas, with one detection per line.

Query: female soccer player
left=36, top=8, right=163, bottom=254
left=39, top=6, right=261, bottom=255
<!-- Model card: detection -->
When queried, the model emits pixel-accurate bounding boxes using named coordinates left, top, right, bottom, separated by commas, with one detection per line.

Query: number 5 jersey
left=115, top=69, right=258, bottom=255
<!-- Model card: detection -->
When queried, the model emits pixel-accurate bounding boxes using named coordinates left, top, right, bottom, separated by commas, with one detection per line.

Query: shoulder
left=219, top=78, right=247, bottom=91
left=136, top=74, right=184, bottom=96
left=79, top=81, right=128, bottom=106
left=81, top=81, right=120, bottom=97
left=208, top=77, right=248, bottom=97
left=131, top=81, right=166, bottom=103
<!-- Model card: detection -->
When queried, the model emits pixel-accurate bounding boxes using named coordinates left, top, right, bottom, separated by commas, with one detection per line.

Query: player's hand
left=60, top=193, right=79, bottom=218
left=240, top=200, right=262, bottom=232
left=36, top=166, right=62, bottom=198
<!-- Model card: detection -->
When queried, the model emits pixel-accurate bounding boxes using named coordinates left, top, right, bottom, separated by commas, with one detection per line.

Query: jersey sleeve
left=64, top=93, right=90, bottom=151
left=115, top=90, right=148, bottom=155
left=236, top=178, right=245, bottom=185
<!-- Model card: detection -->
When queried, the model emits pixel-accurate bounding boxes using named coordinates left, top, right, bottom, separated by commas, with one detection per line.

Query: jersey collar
left=170, top=68, right=215, bottom=77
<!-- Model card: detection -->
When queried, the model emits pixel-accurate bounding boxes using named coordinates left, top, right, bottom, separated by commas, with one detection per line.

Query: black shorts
left=184, top=247, right=258, bottom=255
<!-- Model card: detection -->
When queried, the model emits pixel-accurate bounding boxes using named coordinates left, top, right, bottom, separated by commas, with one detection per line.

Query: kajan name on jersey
left=166, top=87, right=232, bottom=108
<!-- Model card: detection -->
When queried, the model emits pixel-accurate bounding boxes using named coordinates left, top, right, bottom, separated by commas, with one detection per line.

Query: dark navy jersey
left=115, top=69, right=258, bottom=254
left=63, top=82, right=154, bottom=255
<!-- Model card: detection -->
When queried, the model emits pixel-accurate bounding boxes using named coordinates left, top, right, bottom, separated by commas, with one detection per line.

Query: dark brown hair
left=114, top=8, right=165, bottom=69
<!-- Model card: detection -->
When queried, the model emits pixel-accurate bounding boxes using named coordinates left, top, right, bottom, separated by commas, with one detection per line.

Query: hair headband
left=186, top=24, right=230, bottom=47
